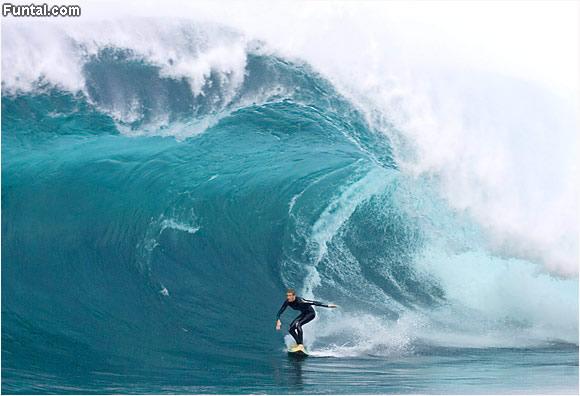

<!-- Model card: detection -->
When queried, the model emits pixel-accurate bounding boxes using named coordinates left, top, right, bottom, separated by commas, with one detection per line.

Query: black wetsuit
left=276, top=297, right=331, bottom=345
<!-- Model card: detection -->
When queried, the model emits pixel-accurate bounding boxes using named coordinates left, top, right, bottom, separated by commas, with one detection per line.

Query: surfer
left=275, top=288, right=337, bottom=349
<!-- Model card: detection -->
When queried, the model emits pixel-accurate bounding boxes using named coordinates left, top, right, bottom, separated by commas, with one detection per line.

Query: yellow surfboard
left=288, top=344, right=309, bottom=356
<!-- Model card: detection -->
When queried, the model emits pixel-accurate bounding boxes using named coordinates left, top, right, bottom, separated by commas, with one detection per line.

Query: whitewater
left=1, top=1, right=578, bottom=394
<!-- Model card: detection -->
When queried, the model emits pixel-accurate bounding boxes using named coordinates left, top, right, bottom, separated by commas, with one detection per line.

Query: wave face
left=2, top=20, right=578, bottom=393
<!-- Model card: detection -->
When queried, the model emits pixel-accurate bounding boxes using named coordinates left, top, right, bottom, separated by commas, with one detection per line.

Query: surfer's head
left=286, top=288, right=296, bottom=302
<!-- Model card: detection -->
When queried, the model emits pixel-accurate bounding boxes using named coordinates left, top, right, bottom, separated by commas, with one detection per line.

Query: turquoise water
left=2, top=21, right=578, bottom=394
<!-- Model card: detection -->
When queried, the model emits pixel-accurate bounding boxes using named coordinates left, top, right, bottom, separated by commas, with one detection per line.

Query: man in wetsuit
left=275, top=288, right=337, bottom=349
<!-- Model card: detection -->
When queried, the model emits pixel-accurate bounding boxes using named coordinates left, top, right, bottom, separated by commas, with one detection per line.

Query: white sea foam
left=1, top=18, right=249, bottom=114
left=136, top=211, right=200, bottom=275
left=160, top=218, right=200, bottom=235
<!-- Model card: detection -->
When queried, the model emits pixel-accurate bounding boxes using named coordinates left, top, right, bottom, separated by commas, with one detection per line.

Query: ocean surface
left=1, top=17, right=578, bottom=394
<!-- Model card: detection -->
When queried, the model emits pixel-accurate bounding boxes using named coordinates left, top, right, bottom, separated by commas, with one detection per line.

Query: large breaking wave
left=2, top=18, right=578, bottom=392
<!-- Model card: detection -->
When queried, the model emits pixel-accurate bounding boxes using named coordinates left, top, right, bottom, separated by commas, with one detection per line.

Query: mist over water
left=2, top=2, right=578, bottom=393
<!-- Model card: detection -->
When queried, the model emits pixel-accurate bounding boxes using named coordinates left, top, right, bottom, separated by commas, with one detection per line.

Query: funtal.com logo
left=2, top=2, right=81, bottom=17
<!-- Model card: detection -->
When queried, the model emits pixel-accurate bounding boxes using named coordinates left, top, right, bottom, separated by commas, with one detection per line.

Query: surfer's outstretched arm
left=302, top=298, right=338, bottom=308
